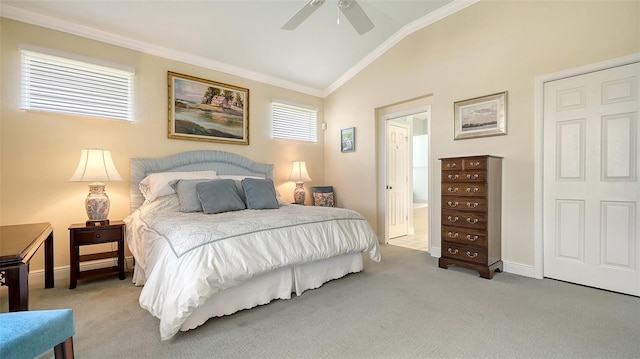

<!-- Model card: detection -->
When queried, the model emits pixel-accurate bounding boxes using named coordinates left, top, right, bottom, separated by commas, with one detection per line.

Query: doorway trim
left=377, top=105, right=432, bottom=251
left=533, top=53, right=640, bottom=279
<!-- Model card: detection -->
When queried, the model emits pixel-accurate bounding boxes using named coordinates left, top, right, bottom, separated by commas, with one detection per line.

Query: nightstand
left=68, top=221, right=125, bottom=289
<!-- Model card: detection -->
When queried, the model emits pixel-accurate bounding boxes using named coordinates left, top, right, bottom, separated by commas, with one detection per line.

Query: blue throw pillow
left=241, top=178, right=279, bottom=209
left=170, top=179, right=209, bottom=212
left=196, top=179, right=246, bottom=214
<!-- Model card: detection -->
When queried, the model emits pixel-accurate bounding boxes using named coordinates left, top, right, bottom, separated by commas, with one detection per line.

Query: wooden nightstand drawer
left=72, top=227, right=122, bottom=244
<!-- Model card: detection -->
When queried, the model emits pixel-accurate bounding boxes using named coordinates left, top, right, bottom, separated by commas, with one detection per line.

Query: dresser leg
left=438, top=258, right=449, bottom=269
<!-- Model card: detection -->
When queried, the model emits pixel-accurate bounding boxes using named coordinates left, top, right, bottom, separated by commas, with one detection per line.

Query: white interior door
left=543, top=62, right=639, bottom=296
left=387, top=121, right=410, bottom=239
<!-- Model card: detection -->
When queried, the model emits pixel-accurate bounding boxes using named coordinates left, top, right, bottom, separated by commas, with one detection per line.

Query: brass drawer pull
left=446, top=163, right=457, bottom=168
left=466, top=218, right=479, bottom=224
left=466, top=234, right=479, bottom=241
left=469, top=161, right=481, bottom=167
left=465, top=187, right=479, bottom=193
left=448, top=248, right=459, bottom=255
left=447, top=231, right=459, bottom=238
left=447, top=216, right=459, bottom=222
left=447, top=174, right=459, bottom=180
left=447, top=201, right=459, bottom=207
left=466, top=251, right=478, bottom=258
left=447, top=187, right=459, bottom=193
left=466, top=174, right=479, bottom=179
left=466, top=202, right=479, bottom=208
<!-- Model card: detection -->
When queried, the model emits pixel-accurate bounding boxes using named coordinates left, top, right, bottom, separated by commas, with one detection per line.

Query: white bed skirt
left=180, top=252, right=363, bottom=332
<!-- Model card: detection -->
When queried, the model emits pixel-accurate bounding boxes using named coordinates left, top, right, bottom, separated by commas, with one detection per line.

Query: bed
left=124, top=150, right=380, bottom=340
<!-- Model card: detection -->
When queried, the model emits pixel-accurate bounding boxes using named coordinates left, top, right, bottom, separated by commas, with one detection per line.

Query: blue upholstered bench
left=0, top=309, right=75, bottom=359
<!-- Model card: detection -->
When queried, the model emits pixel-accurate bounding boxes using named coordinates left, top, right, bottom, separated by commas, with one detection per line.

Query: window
left=272, top=101, right=317, bottom=142
left=21, top=45, right=134, bottom=121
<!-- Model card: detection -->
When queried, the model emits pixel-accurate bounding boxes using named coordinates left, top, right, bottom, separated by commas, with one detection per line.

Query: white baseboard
left=429, top=247, right=536, bottom=278
left=27, top=256, right=135, bottom=287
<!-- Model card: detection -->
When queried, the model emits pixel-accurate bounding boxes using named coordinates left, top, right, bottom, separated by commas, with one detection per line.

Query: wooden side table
left=0, top=223, right=54, bottom=311
left=68, top=221, right=125, bottom=289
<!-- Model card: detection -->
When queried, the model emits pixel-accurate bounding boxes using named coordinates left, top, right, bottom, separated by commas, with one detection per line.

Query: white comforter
left=125, top=195, right=380, bottom=340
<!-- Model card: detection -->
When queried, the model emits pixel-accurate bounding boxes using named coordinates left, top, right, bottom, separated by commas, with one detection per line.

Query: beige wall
left=2, top=1, right=638, bottom=275
left=0, top=19, right=324, bottom=270
left=323, top=1, right=639, bottom=267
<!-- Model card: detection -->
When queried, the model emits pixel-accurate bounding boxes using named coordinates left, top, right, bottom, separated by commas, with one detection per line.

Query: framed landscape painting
left=454, top=91, right=507, bottom=140
left=168, top=72, right=249, bottom=145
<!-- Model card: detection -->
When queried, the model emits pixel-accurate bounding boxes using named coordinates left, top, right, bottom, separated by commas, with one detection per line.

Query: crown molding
left=1, top=1, right=476, bottom=99
left=0, top=4, right=324, bottom=98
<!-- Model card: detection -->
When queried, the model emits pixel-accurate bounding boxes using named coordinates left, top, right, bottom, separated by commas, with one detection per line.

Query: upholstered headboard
left=129, top=150, right=274, bottom=212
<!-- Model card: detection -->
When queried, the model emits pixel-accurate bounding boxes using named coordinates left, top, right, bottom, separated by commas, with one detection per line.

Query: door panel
left=543, top=62, right=639, bottom=296
left=387, top=122, right=409, bottom=239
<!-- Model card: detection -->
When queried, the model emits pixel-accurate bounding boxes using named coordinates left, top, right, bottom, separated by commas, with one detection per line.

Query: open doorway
left=384, top=109, right=430, bottom=252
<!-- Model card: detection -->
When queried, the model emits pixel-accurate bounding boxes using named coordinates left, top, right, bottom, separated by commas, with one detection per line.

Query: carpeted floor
left=8, top=244, right=640, bottom=358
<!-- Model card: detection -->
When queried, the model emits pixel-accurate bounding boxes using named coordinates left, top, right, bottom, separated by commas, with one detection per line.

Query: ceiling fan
left=282, top=0, right=375, bottom=35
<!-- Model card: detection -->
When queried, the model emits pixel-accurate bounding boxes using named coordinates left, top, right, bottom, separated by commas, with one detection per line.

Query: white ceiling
left=1, top=0, right=474, bottom=97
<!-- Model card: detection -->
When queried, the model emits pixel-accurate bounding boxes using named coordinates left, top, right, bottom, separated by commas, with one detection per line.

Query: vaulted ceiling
left=1, top=0, right=476, bottom=97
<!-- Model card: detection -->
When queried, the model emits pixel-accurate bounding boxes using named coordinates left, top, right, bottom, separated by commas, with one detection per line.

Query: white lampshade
left=287, top=161, right=312, bottom=183
left=69, top=148, right=122, bottom=225
left=69, top=148, right=123, bottom=182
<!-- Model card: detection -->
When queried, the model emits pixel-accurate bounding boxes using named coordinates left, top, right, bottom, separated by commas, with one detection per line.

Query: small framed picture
left=454, top=91, right=507, bottom=140
left=341, top=127, right=355, bottom=152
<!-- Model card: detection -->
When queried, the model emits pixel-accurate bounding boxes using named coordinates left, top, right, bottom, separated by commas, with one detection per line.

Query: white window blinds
left=272, top=101, right=317, bottom=142
left=21, top=46, right=134, bottom=121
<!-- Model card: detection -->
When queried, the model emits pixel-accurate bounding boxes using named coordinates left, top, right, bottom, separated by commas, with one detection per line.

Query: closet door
left=543, top=62, right=639, bottom=295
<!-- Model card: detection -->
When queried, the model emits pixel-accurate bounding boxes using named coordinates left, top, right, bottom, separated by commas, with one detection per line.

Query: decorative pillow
left=169, top=179, right=210, bottom=213
left=217, top=175, right=265, bottom=203
left=314, top=192, right=335, bottom=207
left=140, top=171, right=217, bottom=202
left=241, top=178, right=279, bottom=210
left=196, top=179, right=246, bottom=214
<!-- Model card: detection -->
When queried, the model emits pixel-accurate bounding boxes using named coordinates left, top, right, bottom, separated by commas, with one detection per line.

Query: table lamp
left=288, top=161, right=312, bottom=205
left=69, top=148, right=123, bottom=226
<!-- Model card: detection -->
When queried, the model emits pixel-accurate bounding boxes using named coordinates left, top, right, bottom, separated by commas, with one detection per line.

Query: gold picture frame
left=454, top=91, right=507, bottom=140
left=168, top=72, right=249, bottom=145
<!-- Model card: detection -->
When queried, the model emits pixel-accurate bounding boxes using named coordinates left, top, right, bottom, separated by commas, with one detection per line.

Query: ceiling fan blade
left=282, top=0, right=326, bottom=31
left=339, top=0, right=374, bottom=35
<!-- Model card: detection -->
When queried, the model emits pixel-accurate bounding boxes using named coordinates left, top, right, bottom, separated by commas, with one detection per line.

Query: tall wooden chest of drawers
left=438, top=155, right=503, bottom=279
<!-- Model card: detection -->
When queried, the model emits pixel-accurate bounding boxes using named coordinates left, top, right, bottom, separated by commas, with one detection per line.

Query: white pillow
left=139, top=170, right=217, bottom=202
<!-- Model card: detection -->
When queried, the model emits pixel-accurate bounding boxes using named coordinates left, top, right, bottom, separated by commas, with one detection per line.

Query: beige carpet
left=4, top=244, right=639, bottom=358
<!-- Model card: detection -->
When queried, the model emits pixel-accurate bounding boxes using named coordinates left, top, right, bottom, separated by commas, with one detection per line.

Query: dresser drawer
left=72, top=227, right=122, bottom=244
left=442, top=209, right=487, bottom=230
left=441, top=158, right=463, bottom=171
left=463, top=157, right=487, bottom=170
left=442, top=196, right=487, bottom=212
left=441, top=183, right=487, bottom=197
left=441, top=226, right=488, bottom=247
left=441, top=170, right=487, bottom=183
left=441, top=241, right=488, bottom=265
